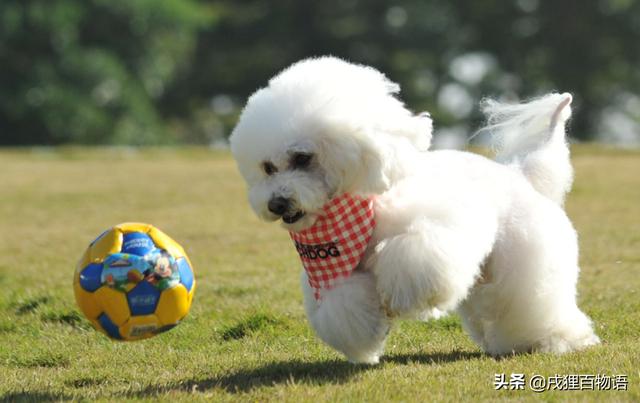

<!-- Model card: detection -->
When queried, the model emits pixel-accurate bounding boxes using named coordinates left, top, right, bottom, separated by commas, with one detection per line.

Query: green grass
left=0, top=146, right=638, bottom=402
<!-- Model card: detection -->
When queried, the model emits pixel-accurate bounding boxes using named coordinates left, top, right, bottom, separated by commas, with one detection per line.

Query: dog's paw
left=370, top=239, right=439, bottom=317
left=417, top=307, right=448, bottom=321
left=536, top=332, right=601, bottom=354
left=347, top=352, right=381, bottom=365
left=379, top=285, right=435, bottom=318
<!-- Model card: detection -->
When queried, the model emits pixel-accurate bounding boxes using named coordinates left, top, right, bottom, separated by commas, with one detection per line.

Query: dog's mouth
left=282, top=211, right=305, bottom=224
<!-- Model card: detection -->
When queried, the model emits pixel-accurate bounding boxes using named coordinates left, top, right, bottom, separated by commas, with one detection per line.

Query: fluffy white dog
left=229, top=56, right=600, bottom=364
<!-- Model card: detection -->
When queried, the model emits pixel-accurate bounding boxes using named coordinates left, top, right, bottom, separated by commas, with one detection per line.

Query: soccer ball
left=74, top=223, right=196, bottom=341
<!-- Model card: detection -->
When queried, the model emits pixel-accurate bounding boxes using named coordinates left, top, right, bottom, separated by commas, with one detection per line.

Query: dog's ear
left=316, top=125, right=400, bottom=196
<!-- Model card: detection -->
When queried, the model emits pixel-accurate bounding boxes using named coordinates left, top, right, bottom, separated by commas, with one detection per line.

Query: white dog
left=229, top=56, right=600, bottom=364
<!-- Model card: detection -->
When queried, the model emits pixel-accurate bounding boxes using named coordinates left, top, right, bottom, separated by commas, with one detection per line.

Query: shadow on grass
left=14, top=296, right=50, bottom=315
left=0, top=391, right=74, bottom=403
left=130, top=350, right=483, bottom=395
left=382, top=350, right=483, bottom=365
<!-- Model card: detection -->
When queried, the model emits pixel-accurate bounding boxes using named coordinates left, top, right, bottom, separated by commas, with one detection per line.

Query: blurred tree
left=0, top=0, right=212, bottom=145
left=167, top=0, right=640, bottom=144
left=1, top=0, right=639, bottom=145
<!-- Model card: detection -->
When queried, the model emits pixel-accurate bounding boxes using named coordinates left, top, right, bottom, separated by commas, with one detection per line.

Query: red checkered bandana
left=289, top=193, right=376, bottom=300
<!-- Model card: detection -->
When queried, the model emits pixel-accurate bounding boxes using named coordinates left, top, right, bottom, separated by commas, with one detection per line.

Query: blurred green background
left=1, top=0, right=639, bottom=147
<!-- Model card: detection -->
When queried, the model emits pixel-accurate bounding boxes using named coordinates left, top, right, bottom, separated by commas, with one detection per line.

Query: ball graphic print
left=73, top=223, right=196, bottom=341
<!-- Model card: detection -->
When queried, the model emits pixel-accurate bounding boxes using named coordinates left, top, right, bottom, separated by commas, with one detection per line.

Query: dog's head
left=230, top=56, right=432, bottom=231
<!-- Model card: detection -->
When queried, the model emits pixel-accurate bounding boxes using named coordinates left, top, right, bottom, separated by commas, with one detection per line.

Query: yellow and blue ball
left=73, top=223, right=196, bottom=341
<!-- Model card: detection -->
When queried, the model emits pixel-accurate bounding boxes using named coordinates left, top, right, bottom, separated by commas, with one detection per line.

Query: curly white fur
left=230, top=56, right=599, bottom=363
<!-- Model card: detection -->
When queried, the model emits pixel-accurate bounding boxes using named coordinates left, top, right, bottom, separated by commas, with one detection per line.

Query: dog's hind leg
left=301, top=270, right=391, bottom=364
left=464, top=204, right=600, bottom=356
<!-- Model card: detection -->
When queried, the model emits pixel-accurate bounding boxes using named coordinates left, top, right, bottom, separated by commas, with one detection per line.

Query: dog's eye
left=262, top=161, right=277, bottom=176
left=291, top=153, right=313, bottom=169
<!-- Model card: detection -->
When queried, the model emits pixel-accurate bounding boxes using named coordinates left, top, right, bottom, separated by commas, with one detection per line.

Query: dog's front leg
left=301, top=270, right=391, bottom=364
left=370, top=222, right=484, bottom=318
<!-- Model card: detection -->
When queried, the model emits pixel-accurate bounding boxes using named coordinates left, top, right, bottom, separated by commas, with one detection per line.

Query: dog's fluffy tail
left=480, top=93, right=574, bottom=206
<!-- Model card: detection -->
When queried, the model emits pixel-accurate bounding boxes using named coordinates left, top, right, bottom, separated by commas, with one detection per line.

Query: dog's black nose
left=268, top=197, right=290, bottom=216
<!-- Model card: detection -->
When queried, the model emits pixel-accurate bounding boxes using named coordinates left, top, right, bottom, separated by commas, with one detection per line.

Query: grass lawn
left=0, top=146, right=638, bottom=402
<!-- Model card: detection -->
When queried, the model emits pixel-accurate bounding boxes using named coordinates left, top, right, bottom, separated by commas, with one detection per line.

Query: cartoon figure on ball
left=74, top=223, right=196, bottom=341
